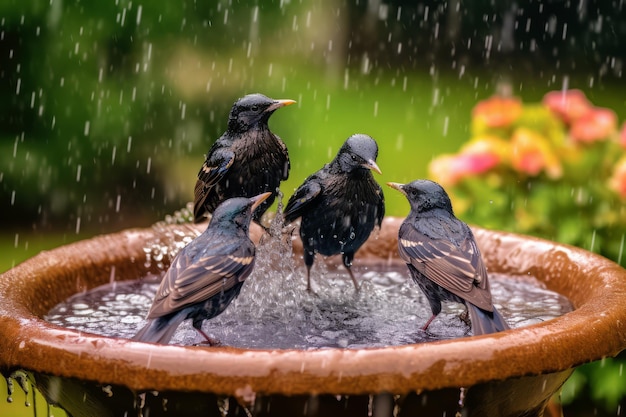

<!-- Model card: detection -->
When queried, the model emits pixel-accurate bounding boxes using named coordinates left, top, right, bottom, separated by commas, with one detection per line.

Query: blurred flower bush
left=429, top=89, right=626, bottom=267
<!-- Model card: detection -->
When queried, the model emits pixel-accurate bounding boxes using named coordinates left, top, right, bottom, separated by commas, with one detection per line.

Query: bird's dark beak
left=250, top=192, right=272, bottom=212
left=266, top=99, right=296, bottom=112
left=362, top=159, right=382, bottom=175
left=386, top=182, right=406, bottom=195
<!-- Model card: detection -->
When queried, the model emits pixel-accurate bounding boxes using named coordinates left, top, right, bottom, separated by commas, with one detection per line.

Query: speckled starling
left=194, top=93, right=294, bottom=224
left=284, top=134, right=385, bottom=291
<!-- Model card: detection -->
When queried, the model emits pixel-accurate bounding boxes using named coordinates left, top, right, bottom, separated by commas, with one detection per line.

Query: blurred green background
left=1, top=0, right=625, bottom=416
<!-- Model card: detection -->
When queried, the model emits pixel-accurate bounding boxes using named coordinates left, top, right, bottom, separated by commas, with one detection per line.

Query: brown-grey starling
left=133, top=192, right=271, bottom=344
left=387, top=179, right=509, bottom=335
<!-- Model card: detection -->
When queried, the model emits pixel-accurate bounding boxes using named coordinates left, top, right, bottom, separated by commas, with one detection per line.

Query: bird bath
left=1, top=217, right=625, bottom=417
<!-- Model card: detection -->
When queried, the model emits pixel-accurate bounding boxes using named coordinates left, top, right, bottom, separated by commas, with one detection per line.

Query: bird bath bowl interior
left=1, top=216, right=626, bottom=417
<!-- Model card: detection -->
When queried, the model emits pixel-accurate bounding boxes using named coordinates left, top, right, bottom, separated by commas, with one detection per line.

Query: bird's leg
left=194, top=328, right=221, bottom=346
left=342, top=253, right=360, bottom=291
left=306, top=266, right=313, bottom=292
left=345, top=267, right=360, bottom=292
left=304, top=250, right=315, bottom=292
left=421, top=315, right=437, bottom=331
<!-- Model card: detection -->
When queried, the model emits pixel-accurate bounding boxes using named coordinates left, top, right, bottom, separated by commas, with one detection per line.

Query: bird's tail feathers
left=132, top=310, right=187, bottom=344
left=467, top=303, right=510, bottom=335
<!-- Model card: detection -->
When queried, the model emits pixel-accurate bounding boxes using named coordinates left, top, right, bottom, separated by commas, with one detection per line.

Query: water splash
left=143, top=202, right=199, bottom=270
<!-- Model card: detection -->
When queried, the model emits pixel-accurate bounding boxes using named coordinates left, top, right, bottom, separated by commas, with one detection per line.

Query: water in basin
left=45, top=227, right=573, bottom=348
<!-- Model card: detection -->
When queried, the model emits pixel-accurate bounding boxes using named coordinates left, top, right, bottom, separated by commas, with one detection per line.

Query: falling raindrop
left=136, top=5, right=143, bottom=25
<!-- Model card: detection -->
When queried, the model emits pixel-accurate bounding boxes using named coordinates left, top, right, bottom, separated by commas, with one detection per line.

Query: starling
left=284, top=134, right=385, bottom=291
left=133, top=192, right=271, bottom=344
left=194, top=93, right=295, bottom=224
left=387, top=179, right=509, bottom=335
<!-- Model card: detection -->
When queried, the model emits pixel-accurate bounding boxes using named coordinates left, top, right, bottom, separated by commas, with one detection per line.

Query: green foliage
left=430, top=91, right=626, bottom=267
left=560, top=358, right=626, bottom=413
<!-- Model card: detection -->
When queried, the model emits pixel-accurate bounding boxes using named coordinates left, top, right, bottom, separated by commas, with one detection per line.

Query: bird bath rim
left=0, top=216, right=625, bottom=397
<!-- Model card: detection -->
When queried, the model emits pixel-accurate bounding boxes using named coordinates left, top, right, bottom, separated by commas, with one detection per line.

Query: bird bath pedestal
left=1, top=217, right=625, bottom=417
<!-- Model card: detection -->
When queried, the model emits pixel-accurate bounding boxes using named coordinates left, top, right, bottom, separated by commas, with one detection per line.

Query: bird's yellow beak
left=250, top=192, right=272, bottom=212
left=386, top=182, right=406, bottom=195
left=363, top=159, right=382, bottom=175
left=267, top=99, right=296, bottom=112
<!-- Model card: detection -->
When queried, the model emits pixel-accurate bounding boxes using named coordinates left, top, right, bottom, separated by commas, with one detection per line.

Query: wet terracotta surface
left=1, top=217, right=626, bottom=415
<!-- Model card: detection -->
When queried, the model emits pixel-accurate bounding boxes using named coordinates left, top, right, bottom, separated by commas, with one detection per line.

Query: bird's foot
left=195, top=338, right=222, bottom=347
left=195, top=329, right=222, bottom=346
left=421, top=315, right=436, bottom=331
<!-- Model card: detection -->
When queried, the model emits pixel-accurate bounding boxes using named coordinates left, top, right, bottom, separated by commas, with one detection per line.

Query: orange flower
left=472, top=96, right=523, bottom=129
left=510, top=128, right=562, bottom=178
left=609, top=156, right=626, bottom=199
left=542, top=89, right=592, bottom=124
left=569, top=107, right=618, bottom=143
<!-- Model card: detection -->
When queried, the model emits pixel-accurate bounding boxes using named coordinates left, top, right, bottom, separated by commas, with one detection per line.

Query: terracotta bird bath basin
left=1, top=216, right=625, bottom=417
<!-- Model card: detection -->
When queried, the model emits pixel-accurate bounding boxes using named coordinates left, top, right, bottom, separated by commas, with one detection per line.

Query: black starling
left=194, top=93, right=295, bottom=224
left=387, top=179, right=509, bottom=335
left=284, top=134, right=385, bottom=291
left=133, top=192, right=271, bottom=344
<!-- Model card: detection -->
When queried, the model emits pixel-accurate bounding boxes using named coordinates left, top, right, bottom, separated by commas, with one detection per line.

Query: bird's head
left=227, top=93, right=295, bottom=133
left=387, top=179, right=454, bottom=214
left=209, top=192, right=272, bottom=232
left=336, top=134, right=382, bottom=175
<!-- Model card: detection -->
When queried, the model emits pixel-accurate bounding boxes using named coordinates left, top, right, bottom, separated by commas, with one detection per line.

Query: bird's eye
left=351, top=154, right=357, bottom=161
left=251, top=105, right=260, bottom=112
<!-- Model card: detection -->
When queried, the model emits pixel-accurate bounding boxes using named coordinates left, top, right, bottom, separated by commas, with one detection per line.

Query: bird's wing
left=147, top=244, right=255, bottom=318
left=398, top=223, right=492, bottom=309
left=273, top=133, right=291, bottom=180
left=193, top=148, right=235, bottom=220
left=283, top=178, right=322, bottom=223
left=197, top=147, right=235, bottom=187
left=376, top=184, right=385, bottom=228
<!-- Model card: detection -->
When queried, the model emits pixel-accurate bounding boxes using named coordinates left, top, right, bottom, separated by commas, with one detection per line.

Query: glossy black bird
left=284, top=134, right=385, bottom=291
left=133, top=192, right=271, bottom=344
left=387, top=179, right=509, bottom=335
left=194, top=93, right=295, bottom=224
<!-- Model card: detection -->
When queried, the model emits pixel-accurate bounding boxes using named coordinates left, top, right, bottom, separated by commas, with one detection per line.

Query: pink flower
left=569, top=107, right=618, bottom=143
left=429, top=155, right=467, bottom=187
left=609, top=156, right=626, bottom=199
left=510, top=128, right=562, bottom=178
left=543, top=89, right=592, bottom=124
left=472, top=96, right=523, bottom=129
left=429, top=139, right=503, bottom=187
